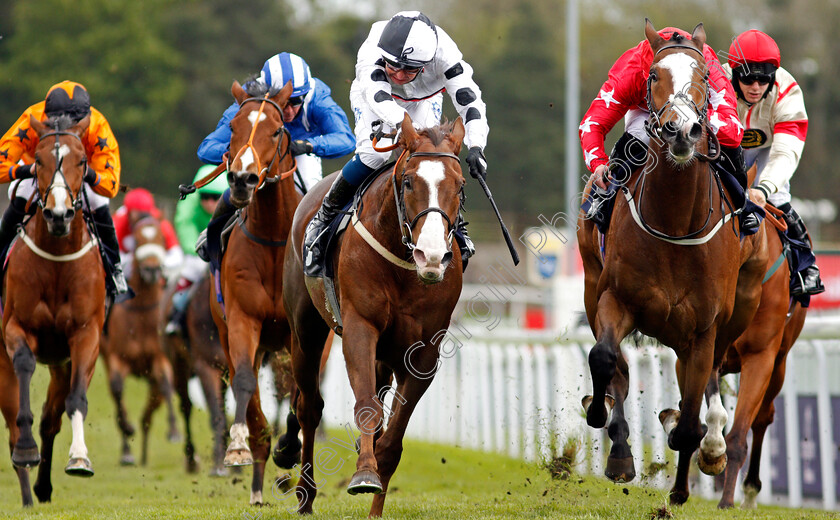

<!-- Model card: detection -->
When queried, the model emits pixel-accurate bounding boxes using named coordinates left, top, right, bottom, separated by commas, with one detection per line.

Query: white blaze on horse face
left=48, top=144, right=72, bottom=215
left=414, top=161, right=449, bottom=267
left=68, top=410, right=88, bottom=459
left=238, top=147, right=257, bottom=173
left=659, top=53, right=701, bottom=128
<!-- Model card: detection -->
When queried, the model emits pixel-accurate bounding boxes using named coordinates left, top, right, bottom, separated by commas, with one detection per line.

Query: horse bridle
left=392, top=151, right=463, bottom=251
left=229, top=96, right=295, bottom=189
left=38, top=130, right=86, bottom=213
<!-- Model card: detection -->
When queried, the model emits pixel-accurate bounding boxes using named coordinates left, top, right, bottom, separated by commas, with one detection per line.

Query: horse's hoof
left=12, top=446, right=41, bottom=468
left=347, top=469, right=383, bottom=495
left=224, top=448, right=253, bottom=467
left=65, top=457, right=94, bottom=477
left=186, top=457, right=199, bottom=474
left=272, top=434, right=302, bottom=469
left=33, top=481, right=52, bottom=503
left=605, top=455, right=636, bottom=483
left=669, top=489, right=689, bottom=506
left=120, top=454, right=137, bottom=466
left=168, top=431, right=183, bottom=444
left=697, top=450, right=727, bottom=476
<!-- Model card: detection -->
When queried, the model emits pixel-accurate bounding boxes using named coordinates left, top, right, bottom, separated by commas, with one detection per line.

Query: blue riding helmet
left=260, top=52, right=312, bottom=99
left=193, top=164, right=228, bottom=195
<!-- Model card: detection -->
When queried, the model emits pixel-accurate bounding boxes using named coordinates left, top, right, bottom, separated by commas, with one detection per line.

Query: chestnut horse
left=576, top=20, right=767, bottom=497
left=163, top=273, right=230, bottom=475
left=284, top=113, right=466, bottom=516
left=210, top=79, right=302, bottom=505
left=100, top=215, right=179, bottom=466
left=0, top=114, right=106, bottom=506
left=709, top=217, right=807, bottom=509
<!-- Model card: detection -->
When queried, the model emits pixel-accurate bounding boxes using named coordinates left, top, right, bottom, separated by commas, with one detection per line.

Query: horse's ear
left=399, top=112, right=420, bottom=149
left=645, top=18, right=663, bottom=50
left=232, top=81, right=247, bottom=104
left=276, top=80, right=294, bottom=105
left=691, top=23, right=706, bottom=50
left=29, top=114, right=46, bottom=137
left=72, top=115, right=91, bottom=137
left=450, top=117, right=465, bottom=151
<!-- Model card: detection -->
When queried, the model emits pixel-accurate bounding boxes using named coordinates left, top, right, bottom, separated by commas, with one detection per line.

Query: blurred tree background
left=0, top=0, right=836, bottom=243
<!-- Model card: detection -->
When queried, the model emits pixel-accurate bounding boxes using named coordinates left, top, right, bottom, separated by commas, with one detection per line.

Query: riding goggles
left=741, top=73, right=773, bottom=86
left=288, top=96, right=304, bottom=107
left=383, top=58, right=422, bottom=74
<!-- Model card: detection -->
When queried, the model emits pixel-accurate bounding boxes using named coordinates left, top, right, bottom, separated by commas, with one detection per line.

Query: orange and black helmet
left=44, top=81, right=91, bottom=122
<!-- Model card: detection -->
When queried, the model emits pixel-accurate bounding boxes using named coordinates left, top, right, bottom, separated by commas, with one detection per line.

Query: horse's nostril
left=65, top=209, right=75, bottom=221
left=43, top=209, right=53, bottom=220
left=688, top=122, right=703, bottom=142
left=246, top=174, right=260, bottom=186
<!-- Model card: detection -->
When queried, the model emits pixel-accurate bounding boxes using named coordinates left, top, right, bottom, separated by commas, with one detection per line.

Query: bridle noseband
left=644, top=43, right=710, bottom=141
left=39, top=130, right=86, bottom=213
left=392, top=151, right=463, bottom=252
left=230, top=95, right=296, bottom=189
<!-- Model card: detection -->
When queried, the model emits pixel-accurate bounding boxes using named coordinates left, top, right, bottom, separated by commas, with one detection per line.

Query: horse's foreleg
left=152, top=354, right=180, bottom=443
left=10, top=341, right=39, bottom=469
left=341, top=313, right=385, bottom=497
left=107, top=360, right=135, bottom=465
left=740, top=355, right=789, bottom=509
left=222, top=313, right=260, bottom=468
left=245, top=385, right=270, bottom=506
left=64, top=327, right=100, bottom=477
left=33, top=364, right=71, bottom=503
left=717, top=347, right=777, bottom=508
left=289, top=320, right=329, bottom=515
left=604, top=352, right=635, bottom=483
left=140, top=382, right=164, bottom=466
left=369, top=370, right=434, bottom=518
left=196, top=362, right=227, bottom=476
left=585, top=291, right=633, bottom=429
left=667, top=334, right=715, bottom=454
left=698, top=368, right=728, bottom=476
left=170, top=349, right=198, bottom=473
left=0, top=344, right=33, bottom=507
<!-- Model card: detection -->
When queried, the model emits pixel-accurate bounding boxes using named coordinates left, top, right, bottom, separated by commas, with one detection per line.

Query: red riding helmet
left=123, top=188, right=160, bottom=218
left=728, top=30, right=781, bottom=69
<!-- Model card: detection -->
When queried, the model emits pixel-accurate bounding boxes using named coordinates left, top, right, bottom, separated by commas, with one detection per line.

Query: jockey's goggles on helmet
left=383, top=58, right=422, bottom=74
left=288, top=96, right=304, bottom=107
left=741, top=73, right=773, bottom=86
left=200, top=192, right=221, bottom=201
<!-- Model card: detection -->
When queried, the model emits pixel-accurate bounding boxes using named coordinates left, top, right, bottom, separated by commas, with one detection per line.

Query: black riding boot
left=195, top=193, right=236, bottom=262
left=303, top=173, right=356, bottom=277
left=92, top=206, right=130, bottom=301
left=719, top=146, right=761, bottom=235
left=0, top=196, right=28, bottom=258
left=453, top=218, right=475, bottom=272
left=783, top=206, right=825, bottom=296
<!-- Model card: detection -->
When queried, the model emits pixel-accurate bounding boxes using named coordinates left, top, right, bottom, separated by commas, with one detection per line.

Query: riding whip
left=475, top=174, right=520, bottom=265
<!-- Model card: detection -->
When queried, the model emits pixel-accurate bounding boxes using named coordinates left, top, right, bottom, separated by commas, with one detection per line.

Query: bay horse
left=284, top=113, right=466, bottom=516
left=100, top=215, right=179, bottom=466
left=710, top=219, right=808, bottom=508
left=210, top=79, right=302, bottom=505
left=163, top=272, right=230, bottom=475
left=576, top=20, right=768, bottom=497
left=0, top=114, right=106, bottom=506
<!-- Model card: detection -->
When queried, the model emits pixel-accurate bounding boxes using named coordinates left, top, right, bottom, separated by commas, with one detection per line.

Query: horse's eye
left=403, top=176, right=413, bottom=191
left=649, top=70, right=658, bottom=81
left=273, top=127, right=283, bottom=138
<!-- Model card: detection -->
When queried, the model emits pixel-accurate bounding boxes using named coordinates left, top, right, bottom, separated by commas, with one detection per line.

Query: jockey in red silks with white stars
left=579, top=24, right=763, bottom=236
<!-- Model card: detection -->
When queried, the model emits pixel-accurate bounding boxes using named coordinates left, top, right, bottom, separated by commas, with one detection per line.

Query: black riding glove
left=290, top=140, right=313, bottom=156
left=13, top=164, right=34, bottom=180
left=83, top=166, right=98, bottom=186
left=466, top=146, right=487, bottom=180
left=369, top=120, right=385, bottom=142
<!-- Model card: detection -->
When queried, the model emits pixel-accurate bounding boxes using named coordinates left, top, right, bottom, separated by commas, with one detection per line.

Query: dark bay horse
left=0, top=114, right=106, bottom=506
left=163, top=273, right=230, bottom=475
left=100, top=215, right=179, bottom=466
left=576, top=20, right=768, bottom=498
left=711, top=214, right=808, bottom=509
left=210, top=79, right=301, bottom=505
left=284, top=113, right=466, bottom=516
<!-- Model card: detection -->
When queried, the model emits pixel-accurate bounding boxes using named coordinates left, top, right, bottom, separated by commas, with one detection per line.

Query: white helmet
left=378, top=11, right=438, bottom=69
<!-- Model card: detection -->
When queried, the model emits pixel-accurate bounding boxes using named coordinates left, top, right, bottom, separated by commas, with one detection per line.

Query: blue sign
left=798, top=395, right=822, bottom=497
left=537, top=254, right=557, bottom=279
left=771, top=396, right=788, bottom=494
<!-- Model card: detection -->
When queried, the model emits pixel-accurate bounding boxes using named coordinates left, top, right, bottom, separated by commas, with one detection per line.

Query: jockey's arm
left=198, top=103, right=238, bottom=165
left=84, top=109, right=121, bottom=198
left=0, top=107, right=39, bottom=184
left=306, top=94, right=356, bottom=159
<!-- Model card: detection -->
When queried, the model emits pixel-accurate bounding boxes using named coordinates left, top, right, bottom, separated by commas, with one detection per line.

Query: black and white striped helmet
left=378, top=11, right=438, bottom=69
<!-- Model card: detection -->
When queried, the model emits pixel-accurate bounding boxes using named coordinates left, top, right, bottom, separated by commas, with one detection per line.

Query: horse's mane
left=242, top=75, right=283, bottom=99
left=46, top=115, right=76, bottom=131
left=417, top=120, right=455, bottom=146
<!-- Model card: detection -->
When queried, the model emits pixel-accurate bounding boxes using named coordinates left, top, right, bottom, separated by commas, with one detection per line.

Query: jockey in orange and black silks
left=0, top=80, right=130, bottom=300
